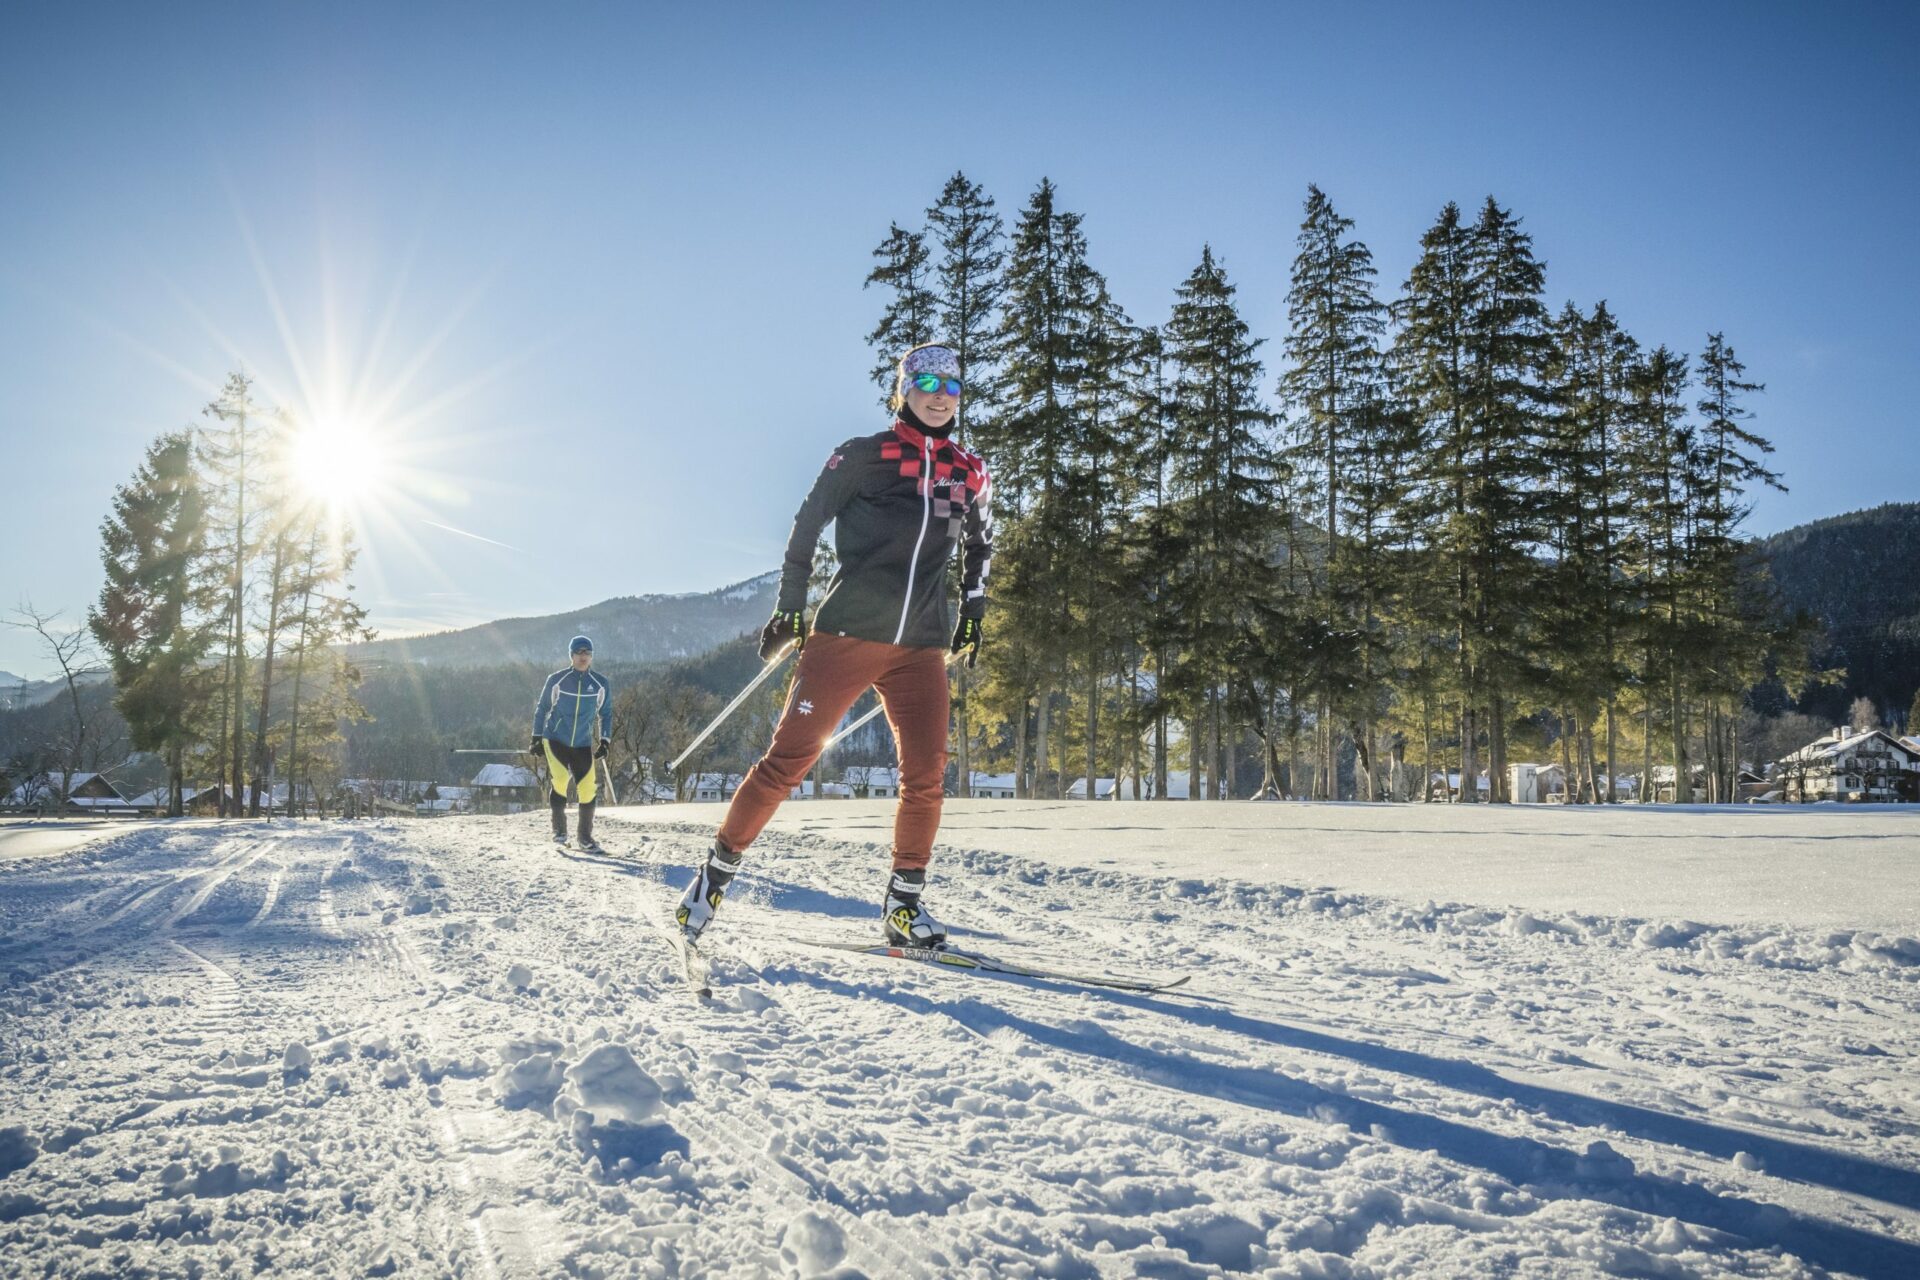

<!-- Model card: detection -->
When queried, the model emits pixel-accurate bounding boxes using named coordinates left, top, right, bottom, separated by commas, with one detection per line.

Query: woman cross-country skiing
left=531, top=634, right=613, bottom=852
left=676, top=342, right=993, bottom=949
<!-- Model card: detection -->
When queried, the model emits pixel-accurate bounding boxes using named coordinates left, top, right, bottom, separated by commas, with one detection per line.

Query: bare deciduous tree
left=2, top=603, right=108, bottom=806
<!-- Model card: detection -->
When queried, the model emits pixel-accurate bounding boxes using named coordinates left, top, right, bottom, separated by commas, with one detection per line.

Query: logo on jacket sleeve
left=797, top=699, right=814, bottom=716
left=826, top=453, right=842, bottom=470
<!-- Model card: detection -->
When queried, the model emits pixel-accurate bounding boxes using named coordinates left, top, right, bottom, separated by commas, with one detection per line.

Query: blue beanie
left=569, top=635, right=593, bottom=654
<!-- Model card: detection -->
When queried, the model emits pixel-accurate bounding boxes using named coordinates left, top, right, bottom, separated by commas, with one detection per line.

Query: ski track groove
left=596, top=827, right=1447, bottom=1271
left=0, top=835, right=277, bottom=986
left=611, top=848, right=941, bottom=1280
left=385, top=912, right=569, bottom=1279
left=607, top=815, right=1920, bottom=1258
left=578, top=828, right=1507, bottom=1273
left=245, top=858, right=286, bottom=929
left=398, top=845, right=940, bottom=1280
left=12, top=814, right=1919, bottom=1278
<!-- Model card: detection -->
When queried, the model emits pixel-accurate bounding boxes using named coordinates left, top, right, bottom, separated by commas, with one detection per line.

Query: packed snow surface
left=1, top=801, right=1916, bottom=1278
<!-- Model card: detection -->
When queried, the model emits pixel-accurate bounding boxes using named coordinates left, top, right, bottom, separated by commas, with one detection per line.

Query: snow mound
left=557, top=1043, right=664, bottom=1126
left=491, top=1035, right=567, bottom=1111
left=506, top=961, right=534, bottom=989
left=779, top=1209, right=847, bottom=1273
left=556, top=1044, right=685, bottom=1176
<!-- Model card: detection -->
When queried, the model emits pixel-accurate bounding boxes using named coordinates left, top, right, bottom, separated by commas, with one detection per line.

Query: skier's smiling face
left=904, top=379, right=958, bottom=431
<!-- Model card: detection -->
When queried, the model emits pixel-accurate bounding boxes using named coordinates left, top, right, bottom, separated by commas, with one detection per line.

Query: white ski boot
left=883, top=868, right=948, bottom=948
left=676, top=842, right=743, bottom=942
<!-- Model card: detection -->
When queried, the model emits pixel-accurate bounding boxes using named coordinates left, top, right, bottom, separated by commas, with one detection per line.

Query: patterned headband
left=900, top=345, right=961, bottom=379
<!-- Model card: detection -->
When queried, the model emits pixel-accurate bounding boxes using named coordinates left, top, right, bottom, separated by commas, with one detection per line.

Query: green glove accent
left=759, top=609, right=808, bottom=661
left=951, top=616, right=983, bottom=668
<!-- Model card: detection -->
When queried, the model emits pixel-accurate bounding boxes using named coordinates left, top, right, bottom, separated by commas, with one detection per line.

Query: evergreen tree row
left=866, top=177, right=1811, bottom=803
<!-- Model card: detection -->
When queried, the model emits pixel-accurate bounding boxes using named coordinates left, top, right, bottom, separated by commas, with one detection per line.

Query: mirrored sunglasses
left=910, top=373, right=962, bottom=396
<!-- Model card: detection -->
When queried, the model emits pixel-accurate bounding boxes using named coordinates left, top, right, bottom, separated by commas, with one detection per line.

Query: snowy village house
left=1774, top=728, right=1920, bottom=803
left=469, top=763, right=538, bottom=813
left=3, top=771, right=133, bottom=815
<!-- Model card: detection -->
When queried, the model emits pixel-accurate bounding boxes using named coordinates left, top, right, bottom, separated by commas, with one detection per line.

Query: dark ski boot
left=576, top=801, right=601, bottom=854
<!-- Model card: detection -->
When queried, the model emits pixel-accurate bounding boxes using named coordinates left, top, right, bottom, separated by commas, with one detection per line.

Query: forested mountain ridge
left=343, top=571, right=779, bottom=669
left=1760, top=503, right=1920, bottom=628
left=1759, top=503, right=1920, bottom=722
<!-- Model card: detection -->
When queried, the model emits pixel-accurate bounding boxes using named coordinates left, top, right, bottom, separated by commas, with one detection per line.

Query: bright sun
left=291, top=416, right=386, bottom=506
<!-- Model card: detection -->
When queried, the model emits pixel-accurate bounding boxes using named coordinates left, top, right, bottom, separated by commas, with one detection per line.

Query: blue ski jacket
left=533, top=668, right=612, bottom=748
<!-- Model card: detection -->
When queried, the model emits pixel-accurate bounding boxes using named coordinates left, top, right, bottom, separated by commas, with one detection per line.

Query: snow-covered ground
left=2, top=801, right=1917, bottom=1278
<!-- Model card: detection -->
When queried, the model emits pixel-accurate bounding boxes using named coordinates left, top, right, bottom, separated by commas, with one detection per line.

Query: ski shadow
left=776, top=969, right=1920, bottom=1280
left=1106, top=987, right=1920, bottom=1214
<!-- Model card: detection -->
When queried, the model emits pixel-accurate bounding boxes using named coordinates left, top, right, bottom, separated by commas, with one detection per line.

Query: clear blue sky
left=3, top=1, right=1915, bottom=679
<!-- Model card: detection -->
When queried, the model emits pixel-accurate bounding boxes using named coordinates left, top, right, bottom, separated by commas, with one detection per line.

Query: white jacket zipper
left=893, top=436, right=933, bottom=645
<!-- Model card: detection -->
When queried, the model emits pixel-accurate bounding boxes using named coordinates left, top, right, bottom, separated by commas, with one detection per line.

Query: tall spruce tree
left=1461, top=197, right=1554, bottom=801
left=925, top=172, right=1007, bottom=795
left=1626, top=345, right=1693, bottom=800
left=1393, top=203, right=1480, bottom=799
left=864, top=223, right=937, bottom=401
left=1124, top=326, right=1180, bottom=797
left=1159, top=246, right=1284, bottom=800
left=1690, top=332, right=1783, bottom=799
left=987, top=179, right=1096, bottom=796
left=1278, top=185, right=1388, bottom=797
left=90, top=431, right=219, bottom=815
left=1063, top=274, right=1139, bottom=798
left=1540, top=300, right=1642, bottom=801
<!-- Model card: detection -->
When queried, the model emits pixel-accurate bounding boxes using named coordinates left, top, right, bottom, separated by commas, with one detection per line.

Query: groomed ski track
left=2, top=806, right=1918, bottom=1278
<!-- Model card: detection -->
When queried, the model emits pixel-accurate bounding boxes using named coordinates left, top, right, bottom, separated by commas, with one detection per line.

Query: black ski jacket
left=778, top=419, right=993, bottom=649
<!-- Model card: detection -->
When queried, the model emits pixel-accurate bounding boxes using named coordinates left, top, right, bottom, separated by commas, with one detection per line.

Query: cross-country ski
left=795, top=936, right=1193, bottom=994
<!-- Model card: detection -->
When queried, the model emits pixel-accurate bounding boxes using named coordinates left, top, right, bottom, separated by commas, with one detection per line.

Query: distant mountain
left=1759, top=502, right=1920, bottom=721
left=344, top=571, right=780, bottom=670
left=0, top=669, right=108, bottom=712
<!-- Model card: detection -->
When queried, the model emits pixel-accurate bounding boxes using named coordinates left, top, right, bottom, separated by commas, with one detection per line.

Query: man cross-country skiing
left=677, top=342, right=993, bottom=949
left=532, top=635, right=613, bottom=852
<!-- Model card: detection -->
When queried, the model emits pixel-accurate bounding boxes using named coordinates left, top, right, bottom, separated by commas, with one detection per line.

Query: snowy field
left=2, top=802, right=1917, bottom=1278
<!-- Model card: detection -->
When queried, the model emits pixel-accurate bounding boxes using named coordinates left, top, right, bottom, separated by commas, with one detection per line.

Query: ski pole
left=822, top=651, right=964, bottom=751
left=668, top=642, right=797, bottom=772
left=824, top=702, right=885, bottom=751
left=598, top=755, right=620, bottom=807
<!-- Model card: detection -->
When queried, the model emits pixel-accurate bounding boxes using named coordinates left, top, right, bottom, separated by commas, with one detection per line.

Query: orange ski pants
left=717, top=633, right=949, bottom=869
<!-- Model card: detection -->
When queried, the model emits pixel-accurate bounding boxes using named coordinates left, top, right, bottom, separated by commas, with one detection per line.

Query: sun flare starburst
left=289, top=415, right=387, bottom=508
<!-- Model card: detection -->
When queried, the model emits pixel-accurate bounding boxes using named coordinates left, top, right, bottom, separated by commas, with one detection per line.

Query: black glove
left=951, top=616, right=983, bottom=668
left=759, top=609, right=807, bottom=661
left=594, top=739, right=609, bottom=760
left=529, top=734, right=544, bottom=755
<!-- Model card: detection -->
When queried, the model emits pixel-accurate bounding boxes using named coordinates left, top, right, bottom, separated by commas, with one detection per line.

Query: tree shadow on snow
left=775, top=969, right=1920, bottom=1280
